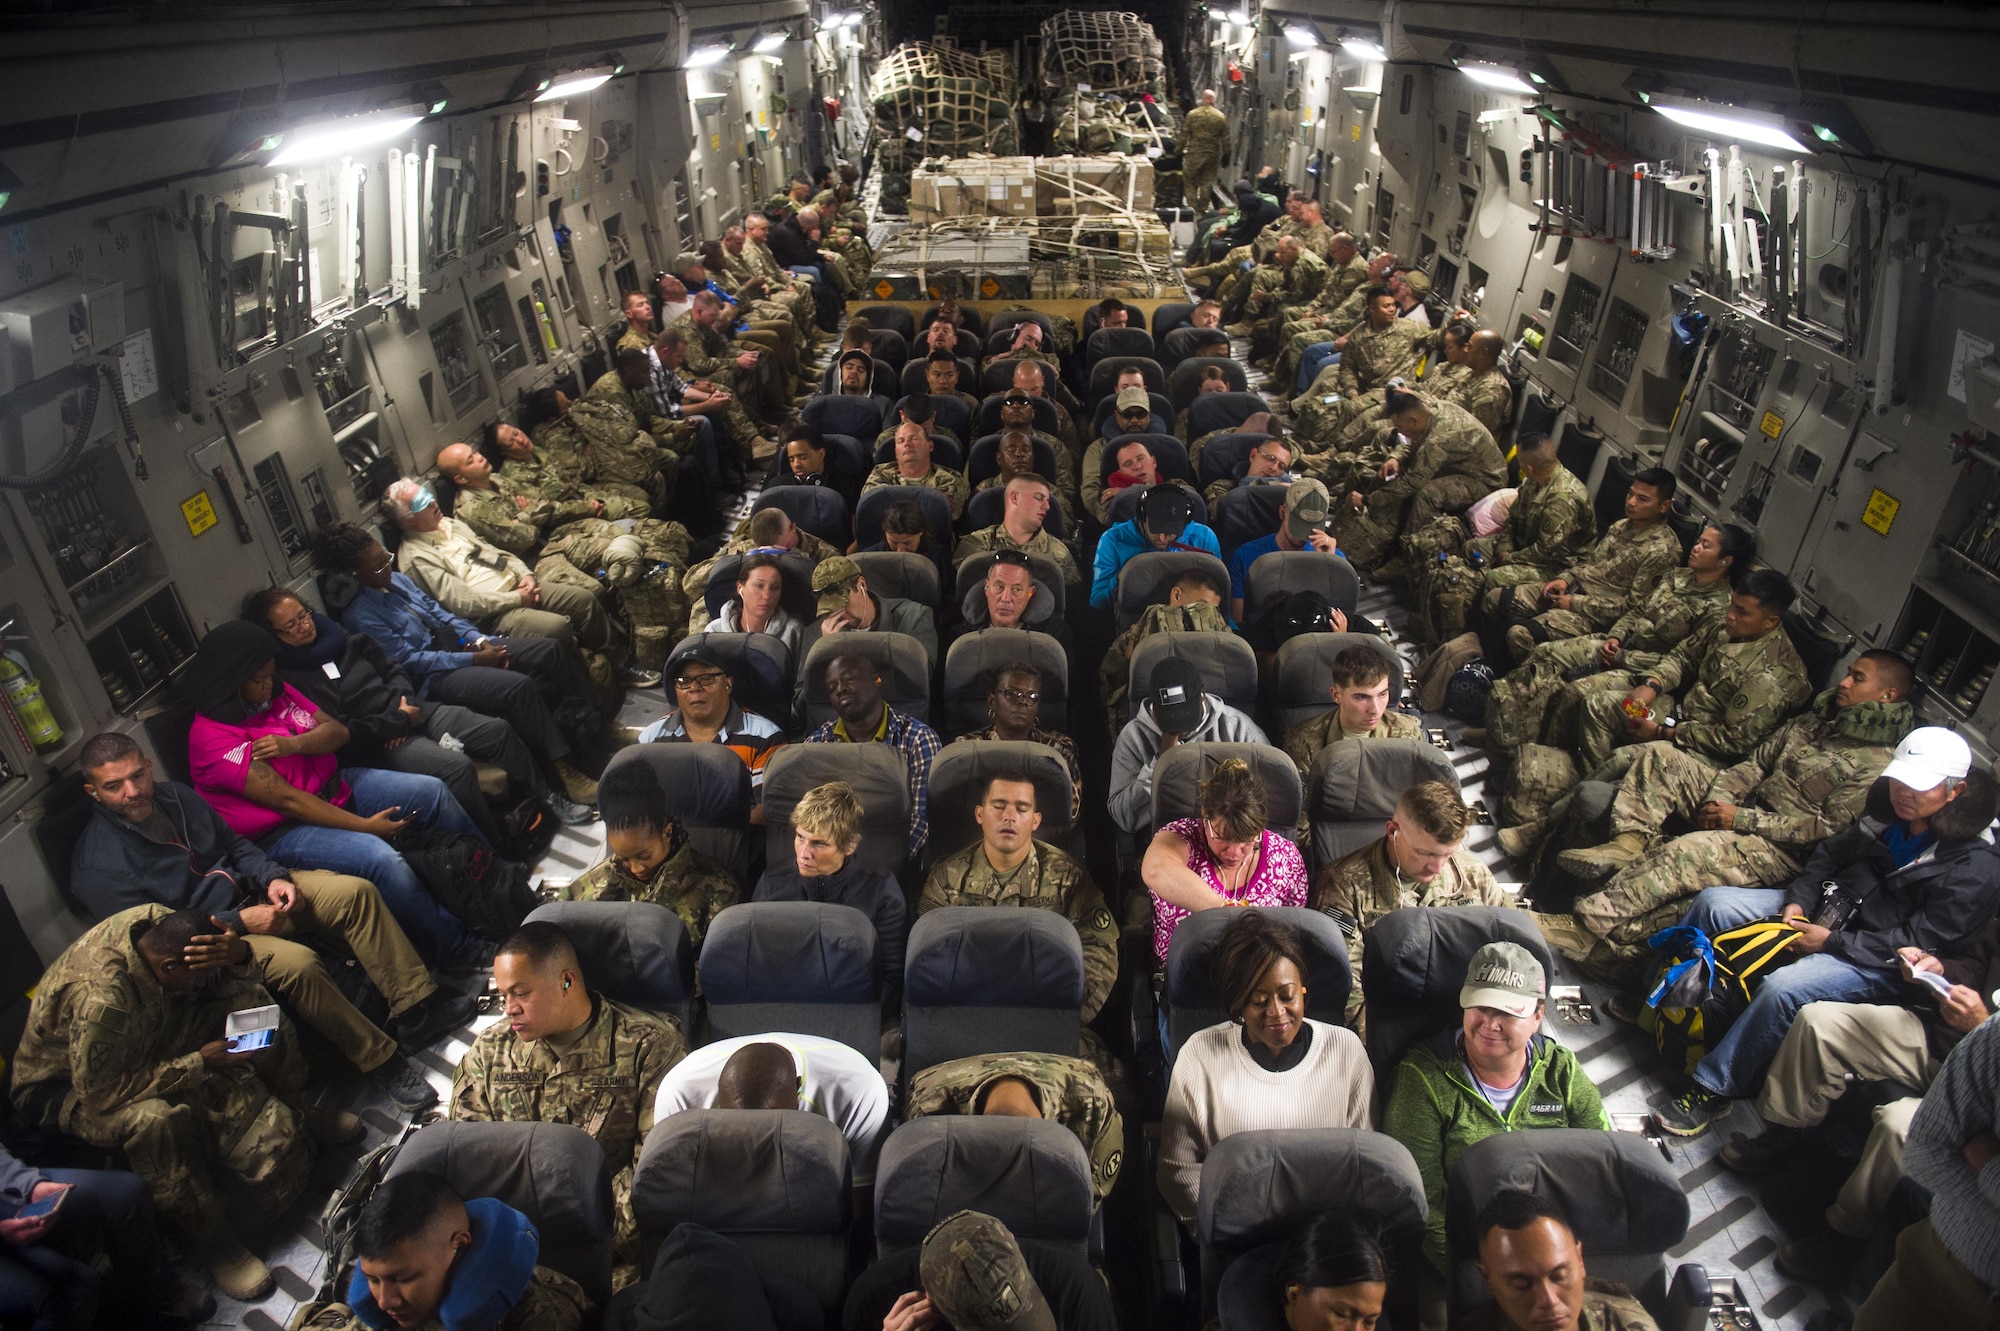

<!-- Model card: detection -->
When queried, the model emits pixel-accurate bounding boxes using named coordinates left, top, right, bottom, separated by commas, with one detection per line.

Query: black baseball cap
left=1139, top=485, right=1194, bottom=539
left=1148, top=656, right=1206, bottom=732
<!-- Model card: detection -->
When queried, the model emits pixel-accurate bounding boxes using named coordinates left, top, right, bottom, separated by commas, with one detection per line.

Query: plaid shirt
left=806, top=706, right=941, bottom=856
left=644, top=347, right=687, bottom=422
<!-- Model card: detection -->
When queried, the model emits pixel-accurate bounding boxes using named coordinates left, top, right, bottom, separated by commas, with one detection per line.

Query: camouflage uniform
left=452, top=995, right=688, bottom=1289
left=1098, top=601, right=1234, bottom=734
left=681, top=528, right=841, bottom=634
left=495, top=452, right=649, bottom=522
left=541, top=393, right=678, bottom=514
left=953, top=523, right=1082, bottom=587
left=1281, top=709, right=1425, bottom=779
left=1496, top=519, right=1682, bottom=658
left=569, top=836, right=740, bottom=949
left=950, top=726, right=1084, bottom=821
left=919, top=841, right=1117, bottom=1024
left=1276, top=279, right=1378, bottom=387
left=1327, top=399, right=1504, bottom=566
left=1558, top=695, right=1909, bottom=979
left=907, top=1053, right=1123, bottom=1203
left=731, top=238, right=816, bottom=332
left=307, top=1267, right=589, bottom=1331
left=1486, top=568, right=1731, bottom=752
left=10, top=906, right=313, bottom=1236
left=1243, top=249, right=1328, bottom=351
left=1432, top=363, right=1515, bottom=440
left=1463, top=464, right=1596, bottom=610
left=1309, top=838, right=1505, bottom=1030
left=665, top=313, right=778, bottom=442
left=528, top=411, right=657, bottom=513
left=616, top=324, right=653, bottom=355
left=1178, top=103, right=1230, bottom=209
left=862, top=462, right=970, bottom=520
left=1454, top=1279, right=1656, bottom=1331
left=1568, top=618, right=1812, bottom=773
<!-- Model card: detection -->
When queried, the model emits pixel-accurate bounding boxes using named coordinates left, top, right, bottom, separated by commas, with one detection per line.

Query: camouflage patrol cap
left=813, top=554, right=863, bottom=611
left=1398, top=268, right=1433, bottom=299
left=919, top=1211, right=1057, bottom=1331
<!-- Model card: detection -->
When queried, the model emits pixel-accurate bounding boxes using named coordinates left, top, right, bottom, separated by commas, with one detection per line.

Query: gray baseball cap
left=1460, top=941, right=1546, bottom=1019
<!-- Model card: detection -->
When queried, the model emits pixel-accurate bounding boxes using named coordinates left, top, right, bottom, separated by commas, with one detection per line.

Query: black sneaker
left=393, top=992, right=478, bottom=1049
left=1718, top=1125, right=1800, bottom=1175
left=547, top=792, right=596, bottom=826
left=1777, top=1232, right=1862, bottom=1285
left=372, top=1053, right=441, bottom=1112
left=1601, top=992, right=1644, bottom=1026
left=1657, top=1085, right=1728, bottom=1137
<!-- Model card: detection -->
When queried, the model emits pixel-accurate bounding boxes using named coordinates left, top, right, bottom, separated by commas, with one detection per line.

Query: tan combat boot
left=1557, top=831, right=1650, bottom=881
left=552, top=757, right=598, bottom=805
left=203, top=1222, right=274, bottom=1302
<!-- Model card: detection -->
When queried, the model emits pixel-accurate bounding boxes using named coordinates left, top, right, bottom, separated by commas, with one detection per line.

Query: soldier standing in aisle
left=1180, top=90, right=1229, bottom=210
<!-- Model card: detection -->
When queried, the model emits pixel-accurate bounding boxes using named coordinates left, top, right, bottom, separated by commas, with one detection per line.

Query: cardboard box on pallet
left=1034, top=155, right=1155, bottom=215
left=908, top=157, right=1037, bottom=221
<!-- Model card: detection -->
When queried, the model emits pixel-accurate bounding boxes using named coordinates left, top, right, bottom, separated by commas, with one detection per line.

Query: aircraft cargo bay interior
left=0, top=2, right=1995, bottom=1330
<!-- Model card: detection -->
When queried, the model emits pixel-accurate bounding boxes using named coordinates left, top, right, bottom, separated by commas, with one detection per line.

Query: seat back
left=1129, top=631, right=1259, bottom=718
left=890, top=393, right=971, bottom=446
left=974, top=393, right=1061, bottom=439
left=1186, top=391, right=1266, bottom=439
left=900, top=357, right=978, bottom=399
left=30, top=772, right=97, bottom=917
left=1164, top=908, right=1348, bottom=1059
left=1151, top=301, right=1197, bottom=339
left=524, top=900, right=696, bottom=1036
left=985, top=311, right=1052, bottom=350
left=854, top=486, right=954, bottom=552
left=1168, top=357, right=1250, bottom=411
left=752, top=486, right=851, bottom=548
left=1194, top=431, right=1275, bottom=488
left=1085, top=326, right=1158, bottom=369
left=762, top=742, right=914, bottom=874
left=940, top=630, right=1069, bottom=738
left=965, top=434, right=1059, bottom=488
left=1212, top=483, right=1286, bottom=556
left=1275, top=634, right=1404, bottom=734
left=1243, top=552, right=1360, bottom=625
left=1149, top=741, right=1301, bottom=840
left=387, top=1121, right=615, bottom=1309
left=920, top=302, right=983, bottom=336
left=855, top=304, right=917, bottom=339
left=803, top=393, right=886, bottom=440
left=699, top=902, right=881, bottom=1059
left=903, top=908, right=1083, bottom=1082
left=1096, top=430, right=1189, bottom=484
left=980, top=357, right=1058, bottom=398
left=848, top=551, right=941, bottom=613
left=952, top=553, right=1069, bottom=618
left=600, top=745, right=754, bottom=886
left=1361, top=906, right=1554, bottom=1076
left=798, top=631, right=932, bottom=728
left=1199, top=1130, right=1428, bottom=1325
left=668, top=632, right=798, bottom=731
left=1087, top=356, right=1167, bottom=411
left=1446, top=1130, right=1689, bottom=1312
left=703, top=551, right=819, bottom=624
left=632, top=1110, right=852, bottom=1318
left=1113, top=550, right=1231, bottom=628
left=925, top=742, right=1075, bottom=863
left=1309, top=738, right=1459, bottom=867
left=821, top=432, right=871, bottom=478
left=962, top=488, right=1069, bottom=540
left=871, top=434, right=965, bottom=472
left=875, top=1118, right=1094, bottom=1261
left=1784, top=610, right=1850, bottom=693
left=868, top=327, right=910, bottom=372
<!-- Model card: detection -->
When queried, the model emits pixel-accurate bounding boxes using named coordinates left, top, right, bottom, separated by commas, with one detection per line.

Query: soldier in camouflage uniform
left=918, top=774, right=1118, bottom=1027
left=1446, top=435, right=1596, bottom=624
left=955, top=473, right=1082, bottom=587
left=1179, top=90, right=1230, bottom=209
left=1098, top=572, right=1233, bottom=734
left=907, top=1053, right=1123, bottom=1204
left=568, top=814, right=739, bottom=950
left=1326, top=391, right=1505, bottom=567
left=1273, top=250, right=1397, bottom=391
left=1315, top=324, right=1514, bottom=454
left=1240, top=238, right=1328, bottom=361
left=615, top=291, right=656, bottom=355
left=1492, top=468, right=1683, bottom=661
left=731, top=217, right=818, bottom=336
left=482, top=421, right=649, bottom=521
left=453, top=921, right=688, bottom=1290
left=523, top=389, right=658, bottom=514
left=1484, top=523, right=1744, bottom=753
left=1534, top=656, right=1912, bottom=981
left=1310, top=784, right=1505, bottom=1032
left=766, top=175, right=811, bottom=216
left=680, top=507, right=840, bottom=634
left=667, top=294, right=784, bottom=440
left=10, top=906, right=316, bottom=1299
left=863, top=420, right=971, bottom=520
left=1281, top=643, right=1425, bottom=778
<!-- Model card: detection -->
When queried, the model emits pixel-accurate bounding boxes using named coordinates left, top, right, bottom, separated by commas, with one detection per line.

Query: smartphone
left=226, top=1003, right=281, bottom=1053
left=16, top=1190, right=64, bottom=1221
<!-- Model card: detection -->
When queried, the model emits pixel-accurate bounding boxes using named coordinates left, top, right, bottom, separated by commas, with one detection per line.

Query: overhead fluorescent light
left=1282, top=25, right=1319, bottom=47
left=1459, top=63, right=1536, bottom=95
left=830, top=11, right=863, bottom=26
left=268, top=110, right=424, bottom=166
left=1340, top=37, right=1386, bottom=61
left=1652, top=101, right=1812, bottom=153
left=686, top=44, right=733, bottom=68
left=1226, top=8, right=1252, bottom=24
left=754, top=30, right=788, bottom=52
left=535, top=70, right=614, bottom=101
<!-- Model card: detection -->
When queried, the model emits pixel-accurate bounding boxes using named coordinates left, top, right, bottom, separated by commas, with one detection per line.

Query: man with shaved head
left=653, top=1033, right=890, bottom=1210
left=335, top=1171, right=589, bottom=1330
left=452, top=921, right=686, bottom=1290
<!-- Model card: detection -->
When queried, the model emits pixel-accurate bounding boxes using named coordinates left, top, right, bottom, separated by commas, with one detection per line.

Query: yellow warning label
left=1760, top=411, right=1784, bottom=438
left=873, top=280, right=894, bottom=298
left=181, top=490, right=217, bottom=538
left=1351, top=123, right=1362, bottom=141
left=980, top=277, right=1000, bottom=298
left=709, top=132, right=721, bottom=151
left=1861, top=488, right=1899, bottom=538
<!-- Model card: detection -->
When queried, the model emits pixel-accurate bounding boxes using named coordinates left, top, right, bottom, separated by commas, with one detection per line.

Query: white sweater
left=1157, top=1019, right=1375, bottom=1224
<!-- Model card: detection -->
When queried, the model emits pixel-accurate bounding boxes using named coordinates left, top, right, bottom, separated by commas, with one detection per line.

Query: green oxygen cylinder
left=0, top=649, right=63, bottom=753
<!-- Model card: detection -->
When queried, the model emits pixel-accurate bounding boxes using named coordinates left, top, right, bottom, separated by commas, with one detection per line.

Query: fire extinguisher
left=0, top=648, right=63, bottom=753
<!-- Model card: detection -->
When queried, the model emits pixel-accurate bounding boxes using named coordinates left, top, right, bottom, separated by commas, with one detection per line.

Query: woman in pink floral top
left=1141, top=758, right=1309, bottom=967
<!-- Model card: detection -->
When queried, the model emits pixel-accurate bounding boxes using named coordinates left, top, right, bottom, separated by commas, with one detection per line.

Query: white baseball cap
left=1881, top=727, right=1972, bottom=792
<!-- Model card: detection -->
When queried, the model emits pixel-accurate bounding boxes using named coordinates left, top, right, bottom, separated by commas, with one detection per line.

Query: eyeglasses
left=273, top=608, right=314, bottom=635
left=994, top=688, right=1039, bottom=704
left=674, top=672, right=729, bottom=692
left=359, top=555, right=393, bottom=575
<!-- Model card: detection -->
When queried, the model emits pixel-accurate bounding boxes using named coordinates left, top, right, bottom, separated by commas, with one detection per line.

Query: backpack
left=290, top=1128, right=418, bottom=1327
left=393, top=825, right=541, bottom=942
left=1443, top=661, right=1496, bottom=724
left=1639, top=918, right=1802, bottom=1076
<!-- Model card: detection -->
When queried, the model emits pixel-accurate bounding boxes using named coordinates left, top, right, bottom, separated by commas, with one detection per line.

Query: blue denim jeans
left=1296, top=343, right=1340, bottom=395
left=1682, top=886, right=1902, bottom=1098
left=268, top=767, right=482, bottom=964
left=0, top=1167, right=162, bottom=1330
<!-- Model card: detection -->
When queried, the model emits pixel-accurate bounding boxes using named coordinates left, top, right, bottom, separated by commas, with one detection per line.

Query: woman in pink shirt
left=1141, top=757, right=1309, bottom=968
left=183, top=620, right=487, bottom=966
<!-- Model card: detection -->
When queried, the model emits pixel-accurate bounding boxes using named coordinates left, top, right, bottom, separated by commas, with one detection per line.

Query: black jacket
left=753, top=857, right=907, bottom=1001
left=1223, top=193, right=1280, bottom=248
left=767, top=217, right=821, bottom=271
left=71, top=780, right=284, bottom=933
left=278, top=625, right=426, bottom=759
left=1784, top=789, right=2000, bottom=969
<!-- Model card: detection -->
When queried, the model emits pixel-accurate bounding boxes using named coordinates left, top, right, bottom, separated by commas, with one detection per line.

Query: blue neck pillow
left=347, top=1197, right=540, bottom=1331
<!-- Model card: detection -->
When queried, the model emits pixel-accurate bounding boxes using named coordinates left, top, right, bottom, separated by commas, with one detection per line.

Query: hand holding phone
left=225, top=1004, right=280, bottom=1053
